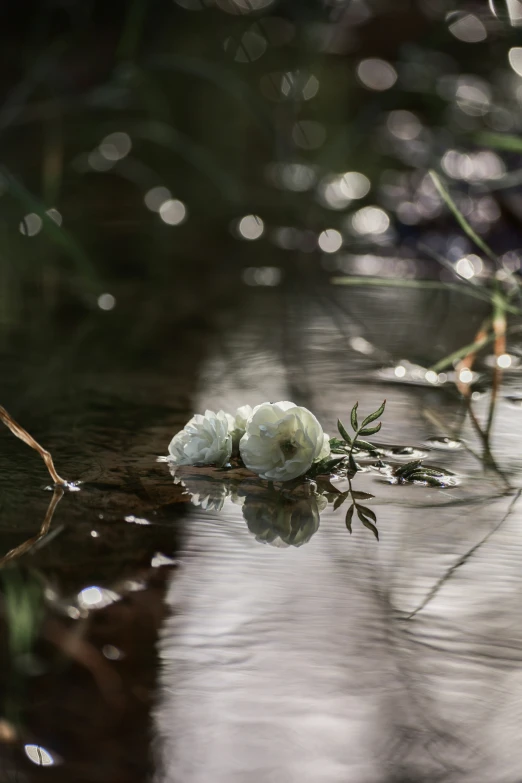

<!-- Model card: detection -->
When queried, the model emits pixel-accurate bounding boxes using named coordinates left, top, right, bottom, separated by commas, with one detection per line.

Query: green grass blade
left=429, top=170, right=497, bottom=263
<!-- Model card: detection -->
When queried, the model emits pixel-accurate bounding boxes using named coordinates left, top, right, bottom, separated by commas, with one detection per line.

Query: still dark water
left=1, top=283, right=522, bottom=783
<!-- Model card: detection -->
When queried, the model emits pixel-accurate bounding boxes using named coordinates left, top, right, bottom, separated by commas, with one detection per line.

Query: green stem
left=429, top=170, right=498, bottom=264
left=429, top=330, right=494, bottom=373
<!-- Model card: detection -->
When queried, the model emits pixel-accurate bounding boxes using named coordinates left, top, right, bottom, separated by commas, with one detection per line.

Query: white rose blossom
left=239, top=401, right=330, bottom=481
left=168, top=410, right=232, bottom=467
left=234, top=405, right=253, bottom=436
left=227, top=404, right=254, bottom=451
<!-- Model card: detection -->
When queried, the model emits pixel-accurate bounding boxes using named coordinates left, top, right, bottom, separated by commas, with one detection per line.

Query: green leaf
left=475, top=131, right=522, bottom=153
left=360, top=401, right=386, bottom=429
left=351, top=491, right=375, bottom=500
left=322, top=457, right=346, bottom=473
left=413, top=467, right=446, bottom=478
left=337, top=419, right=352, bottom=445
left=359, top=422, right=382, bottom=437
left=359, top=515, right=379, bottom=540
left=333, top=491, right=349, bottom=511
left=345, top=504, right=354, bottom=533
left=353, top=439, right=376, bottom=451
left=350, top=403, right=359, bottom=432
left=348, top=454, right=358, bottom=474
left=395, top=460, right=423, bottom=478
left=307, top=456, right=345, bottom=478
left=357, top=504, right=377, bottom=523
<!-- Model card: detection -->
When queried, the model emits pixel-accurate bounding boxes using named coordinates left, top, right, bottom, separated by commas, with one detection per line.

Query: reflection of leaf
left=333, top=491, right=349, bottom=511
left=350, top=402, right=359, bottom=432
left=356, top=505, right=379, bottom=539
left=358, top=516, right=379, bottom=540
left=345, top=504, right=354, bottom=533
left=361, top=401, right=386, bottom=429
left=357, top=504, right=377, bottom=523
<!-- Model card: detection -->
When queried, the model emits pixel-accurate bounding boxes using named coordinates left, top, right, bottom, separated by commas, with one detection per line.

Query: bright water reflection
left=150, top=292, right=522, bottom=783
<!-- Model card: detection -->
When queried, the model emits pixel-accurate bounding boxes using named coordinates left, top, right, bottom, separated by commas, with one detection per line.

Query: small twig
left=0, top=486, right=64, bottom=567
left=406, top=489, right=522, bottom=619
left=0, top=405, right=67, bottom=486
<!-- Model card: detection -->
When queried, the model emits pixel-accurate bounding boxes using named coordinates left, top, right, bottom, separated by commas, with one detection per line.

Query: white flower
left=168, top=410, right=232, bottom=467
left=234, top=405, right=253, bottom=435
left=315, top=433, right=331, bottom=463
left=239, top=401, right=328, bottom=481
left=228, top=404, right=254, bottom=452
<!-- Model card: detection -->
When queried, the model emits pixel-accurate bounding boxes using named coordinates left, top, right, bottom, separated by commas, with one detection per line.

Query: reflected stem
left=0, top=405, right=68, bottom=486
left=406, top=488, right=522, bottom=620
left=0, top=485, right=64, bottom=568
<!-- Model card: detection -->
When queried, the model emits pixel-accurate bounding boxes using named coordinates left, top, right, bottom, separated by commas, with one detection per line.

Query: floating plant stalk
left=0, top=405, right=67, bottom=486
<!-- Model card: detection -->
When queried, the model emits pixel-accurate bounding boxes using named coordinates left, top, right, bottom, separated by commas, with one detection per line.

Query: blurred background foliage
left=1, top=0, right=522, bottom=327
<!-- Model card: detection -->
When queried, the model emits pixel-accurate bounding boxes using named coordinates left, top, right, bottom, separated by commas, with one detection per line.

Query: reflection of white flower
left=239, top=401, right=328, bottom=481
left=242, top=489, right=322, bottom=547
left=190, top=486, right=229, bottom=512
left=168, top=410, right=232, bottom=467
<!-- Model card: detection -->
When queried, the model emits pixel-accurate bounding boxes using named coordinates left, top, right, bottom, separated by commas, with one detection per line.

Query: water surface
left=1, top=285, right=522, bottom=783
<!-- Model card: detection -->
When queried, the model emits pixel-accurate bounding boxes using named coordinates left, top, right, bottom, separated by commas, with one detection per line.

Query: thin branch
left=0, top=405, right=68, bottom=486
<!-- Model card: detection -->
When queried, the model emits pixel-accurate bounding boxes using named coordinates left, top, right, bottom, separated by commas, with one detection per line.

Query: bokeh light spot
left=238, top=215, right=264, bottom=240
left=340, top=171, right=371, bottom=199
left=159, top=199, right=187, bottom=225
left=19, top=213, right=42, bottom=237
left=448, top=13, right=487, bottom=42
left=224, top=29, right=267, bottom=62
left=242, top=266, right=281, bottom=286
left=98, top=293, right=116, bottom=311
left=497, top=353, right=513, bottom=368
left=357, top=58, right=397, bottom=91
left=24, top=745, right=55, bottom=766
left=509, top=47, right=522, bottom=76
left=45, top=207, right=62, bottom=226
left=351, top=206, right=390, bottom=235
left=318, top=229, right=343, bottom=253
left=144, top=186, right=172, bottom=212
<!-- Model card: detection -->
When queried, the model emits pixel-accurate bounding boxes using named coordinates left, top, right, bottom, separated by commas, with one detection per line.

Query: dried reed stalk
left=0, top=405, right=67, bottom=485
